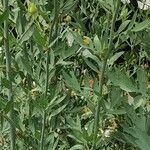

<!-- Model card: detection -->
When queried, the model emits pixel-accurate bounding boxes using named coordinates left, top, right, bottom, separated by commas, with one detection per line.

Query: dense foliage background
left=0, top=0, right=150, bottom=149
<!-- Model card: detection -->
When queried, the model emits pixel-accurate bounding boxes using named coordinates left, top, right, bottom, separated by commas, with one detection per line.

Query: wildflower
left=28, top=3, right=38, bottom=15
left=31, top=88, right=40, bottom=98
left=75, top=28, right=81, bottom=35
left=64, top=15, right=72, bottom=23
left=104, top=129, right=111, bottom=137
left=83, top=36, right=91, bottom=45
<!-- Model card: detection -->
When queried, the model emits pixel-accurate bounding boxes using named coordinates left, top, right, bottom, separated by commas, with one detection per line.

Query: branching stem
left=3, top=0, right=16, bottom=149
left=92, top=1, right=121, bottom=149
left=40, top=1, right=59, bottom=149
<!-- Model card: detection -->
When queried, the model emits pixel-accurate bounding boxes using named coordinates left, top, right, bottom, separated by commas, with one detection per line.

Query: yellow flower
left=82, top=106, right=92, bottom=119
left=64, top=15, right=72, bottom=23
left=83, top=36, right=91, bottom=45
left=31, top=88, right=40, bottom=98
left=28, top=3, right=38, bottom=15
left=75, top=28, right=81, bottom=35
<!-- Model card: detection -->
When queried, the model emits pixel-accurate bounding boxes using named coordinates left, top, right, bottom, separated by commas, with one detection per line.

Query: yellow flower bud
left=28, top=3, right=38, bottom=15
left=83, top=36, right=91, bottom=45
left=64, top=15, right=71, bottom=22
left=75, top=28, right=81, bottom=35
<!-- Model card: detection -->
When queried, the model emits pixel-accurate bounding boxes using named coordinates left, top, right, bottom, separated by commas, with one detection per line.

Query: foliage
left=0, top=0, right=150, bottom=150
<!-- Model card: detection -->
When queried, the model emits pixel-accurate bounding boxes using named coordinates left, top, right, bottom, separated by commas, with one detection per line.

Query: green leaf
left=0, top=10, right=9, bottom=24
left=108, top=51, right=124, bottom=66
left=0, top=99, right=6, bottom=110
left=118, top=20, right=130, bottom=33
left=128, top=11, right=137, bottom=30
left=94, top=35, right=101, bottom=51
left=16, top=0, right=26, bottom=11
left=84, top=58, right=99, bottom=72
left=110, top=87, right=122, bottom=107
left=18, top=23, right=34, bottom=44
left=82, top=49, right=102, bottom=72
left=135, top=130, right=150, bottom=150
left=21, top=56, right=33, bottom=76
left=56, top=59, right=73, bottom=66
left=69, top=144, right=84, bottom=150
left=50, top=49, right=55, bottom=66
left=107, top=68, right=138, bottom=92
left=108, top=108, right=126, bottom=115
left=63, top=71, right=81, bottom=92
left=132, top=19, right=150, bottom=32
left=1, top=78, right=11, bottom=89
left=33, top=26, right=46, bottom=46
left=46, top=95, right=66, bottom=111
left=137, top=67, right=148, bottom=96
left=4, top=100, right=13, bottom=114
left=50, top=103, right=67, bottom=117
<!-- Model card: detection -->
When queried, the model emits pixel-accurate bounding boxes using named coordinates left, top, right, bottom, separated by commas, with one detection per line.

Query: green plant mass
left=0, top=0, right=150, bottom=150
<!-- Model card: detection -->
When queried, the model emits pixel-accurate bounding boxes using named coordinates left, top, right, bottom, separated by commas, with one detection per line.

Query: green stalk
left=17, top=3, right=33, bottom=147
left=40, top=1, right=59, bottom=149
left=3, top=0, right=16, bottom=149
left=91, top=0, right=121, bottom=149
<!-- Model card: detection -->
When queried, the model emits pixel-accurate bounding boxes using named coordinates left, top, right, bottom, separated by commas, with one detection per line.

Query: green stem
left=40, top=1, right=59, bottom=150
left=91, top=1, right=121, bottom=149
left=3, top=0, right=16, bottom=149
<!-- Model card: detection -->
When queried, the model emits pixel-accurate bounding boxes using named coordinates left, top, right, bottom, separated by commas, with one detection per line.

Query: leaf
left=50, top=49, right=55, bottom=66
left=0, top=10, right=9, bottom=24
left=0, top=99, right=6, bottom=110
left=94, top=35, right=101, bottom=51
left=69, top=144, right=84, bottom=150
left=52, top=138, right=59, bottom=150
left=1, top=78, right=11, bottom=89
left=21, top=56, right=33, bottom=76
left=135, top=130, right=150, bottom=150
left=143, top=31, right=150, bottom=58
left=118, top=20, right=130, bottom=33
left=108, top=51, right=124, bottom=66
left=50, top=103, right=67, bottom=117
left=63, top=71, right=81, bottom=92
left=124, top=125, right=150, bottom=150
left=18, top=23, right=34, bottom=44
left=33, top=26, right=46, bottom=46
left=56, top=59, right=73, bottom=66
left=98, top=0, right=113, bottom=13
left=62, top=44, right=78, bottom=59
left=84, top=58, right=99, bottom=72
left=132, top=19, right=150, bottom=32
left=15, top=51, right=33, bottom=76
left=110, top=87, right=122, bottom=107
left=4, top=100, right=13, bottom=114
left=46, top=95, right=66, bottom=111
left=108, top=108, right=126, bottom=115
left=137, top=67, right=148, bottom=96
left=16, top=0, right=26, bottom=11
left=82, top=49, right=102, bottom=70
left=107, top=68, right=138, bottom=92
left=128, top=11, right=137, bottom=30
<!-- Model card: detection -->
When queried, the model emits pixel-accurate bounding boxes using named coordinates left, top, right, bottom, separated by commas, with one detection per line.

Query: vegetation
left=0, top=0, right=150, bottom=150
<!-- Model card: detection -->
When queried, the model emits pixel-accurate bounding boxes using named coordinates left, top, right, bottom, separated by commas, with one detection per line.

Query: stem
left=91, top=1, right=121, bottom=149
left=40, top=1, right=59, bottom=149
left=3, top=0, right=16, bottom=149
left=18, top=2, right=32, bottom=90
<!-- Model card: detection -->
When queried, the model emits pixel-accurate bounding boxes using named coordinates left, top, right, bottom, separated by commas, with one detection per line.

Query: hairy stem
left=3, top=0, right=16, bottom=149
left=92, top=0, right=121, bottom=149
